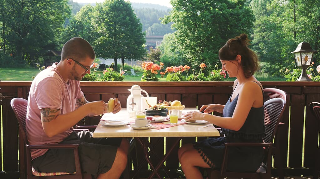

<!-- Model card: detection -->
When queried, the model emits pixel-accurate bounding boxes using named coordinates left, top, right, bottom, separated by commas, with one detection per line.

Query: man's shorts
left=32, top=131, right=122, bottom=178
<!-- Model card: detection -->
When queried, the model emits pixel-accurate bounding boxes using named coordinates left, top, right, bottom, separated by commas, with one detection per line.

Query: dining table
left=93, top=108, right=220, bottom=179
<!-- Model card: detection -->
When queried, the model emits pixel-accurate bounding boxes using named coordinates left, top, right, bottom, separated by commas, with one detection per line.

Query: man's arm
left=41, top=101, right=105, bottom=137
left=76, top=96, right=88, bottom=108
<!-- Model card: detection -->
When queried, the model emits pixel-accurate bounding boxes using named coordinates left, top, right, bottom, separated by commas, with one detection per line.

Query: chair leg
left=313, top=148, right=320, bottom=179
left=274, top=148, right=284, bottom=179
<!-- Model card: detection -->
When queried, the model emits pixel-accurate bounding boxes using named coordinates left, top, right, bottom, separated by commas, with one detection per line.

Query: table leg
left=148, top=137, right=181, bottom=179
left=136, top=138, right=162, bottom=179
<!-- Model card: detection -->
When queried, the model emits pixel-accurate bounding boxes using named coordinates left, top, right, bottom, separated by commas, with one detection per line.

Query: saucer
left=131, top=124, right=152, bottom=130
left=186, top=120, right=208, bottom=125
left=103, top=120, right=127, bottom=127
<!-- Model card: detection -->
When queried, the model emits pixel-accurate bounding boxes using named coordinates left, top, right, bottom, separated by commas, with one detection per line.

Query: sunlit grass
left=0, top=68, right=40, bottom=81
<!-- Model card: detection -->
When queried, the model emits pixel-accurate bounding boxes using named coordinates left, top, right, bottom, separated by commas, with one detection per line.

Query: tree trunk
left=114, top=57, right=118, bottom=72
left=2, top=19, right=5, bottom=53
left=122, top=56, right=125, bottom=70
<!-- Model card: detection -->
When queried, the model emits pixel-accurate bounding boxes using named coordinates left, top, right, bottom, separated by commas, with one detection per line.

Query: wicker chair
left=10, top=98, right=92, bottom=179
left=309, top=101, right=320, bottom=179
left=207, top=88, right=286, bottom=179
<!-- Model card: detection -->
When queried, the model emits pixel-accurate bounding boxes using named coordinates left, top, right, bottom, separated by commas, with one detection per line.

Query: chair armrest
left=74, top=125, right=97, bottom=131
left=73, top=129, right=89, bottom=132
left=224, top=142, right=272, bottom=147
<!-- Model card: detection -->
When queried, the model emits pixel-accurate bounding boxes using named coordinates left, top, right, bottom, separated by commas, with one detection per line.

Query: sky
left=73, top=0, right=172, bottom=8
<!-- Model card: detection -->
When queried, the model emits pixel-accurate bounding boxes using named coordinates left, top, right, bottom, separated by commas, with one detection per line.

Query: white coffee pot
left=127, top=85, right=149, bottom=116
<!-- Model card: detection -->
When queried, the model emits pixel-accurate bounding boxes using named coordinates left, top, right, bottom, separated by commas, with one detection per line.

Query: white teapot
left=127, top=85, right=149, bottom=117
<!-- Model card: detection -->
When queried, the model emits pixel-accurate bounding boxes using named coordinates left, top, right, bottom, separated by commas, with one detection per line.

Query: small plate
left=131, top=124, right=152, bottom=130
left=103, top=120, right=127, bottom=127
left=151, top=116, right=168, bottom=123
left=186, top=120, right=208, bottom=125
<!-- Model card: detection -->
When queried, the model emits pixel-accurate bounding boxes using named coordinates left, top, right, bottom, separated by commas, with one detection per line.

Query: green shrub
left=186, top=73, right=208, bottom=81
left=207, top=65, right=226, bottom=81
left=284, top=68, right=301, bottom=81
left=166, top=73, right=186, bottom=81
left=284, top=64, right=320, bottom=82
left=82, top=73, right=98, bottom=81
left=101, top=68, right=124, bottom=81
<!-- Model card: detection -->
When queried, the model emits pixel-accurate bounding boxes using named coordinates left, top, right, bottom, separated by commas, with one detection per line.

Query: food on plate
left=162, top=100, right=185, bottom=110
left=171, top=100, right=182, bottom=107
left=107, top=98, right=115, bottom=113
left=145, top=100, right=184, bottom=114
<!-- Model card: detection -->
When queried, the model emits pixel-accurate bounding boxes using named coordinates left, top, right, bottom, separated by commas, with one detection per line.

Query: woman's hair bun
left=238, top=34, right=249, bottom=46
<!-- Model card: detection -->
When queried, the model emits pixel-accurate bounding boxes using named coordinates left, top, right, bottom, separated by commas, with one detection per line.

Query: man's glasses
left=69, top=58, right=93, bottom=72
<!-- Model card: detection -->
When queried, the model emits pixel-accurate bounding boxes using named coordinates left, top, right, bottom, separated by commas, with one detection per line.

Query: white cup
left=135, top=118, right=149, bottom=127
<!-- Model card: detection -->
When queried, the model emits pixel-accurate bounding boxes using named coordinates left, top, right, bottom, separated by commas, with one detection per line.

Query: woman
left=180, top=34, right=265, bottom=178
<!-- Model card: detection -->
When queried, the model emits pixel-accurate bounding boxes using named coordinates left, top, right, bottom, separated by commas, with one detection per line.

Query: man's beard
left=71, top=65, right=82, bottom=81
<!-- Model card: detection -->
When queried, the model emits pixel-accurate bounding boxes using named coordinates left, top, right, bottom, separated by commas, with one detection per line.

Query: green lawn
left=0, top=68, right=41, bottom=81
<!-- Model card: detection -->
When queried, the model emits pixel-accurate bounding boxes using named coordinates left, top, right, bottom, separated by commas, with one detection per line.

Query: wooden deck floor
left=272, top=177, right=313, bottom=179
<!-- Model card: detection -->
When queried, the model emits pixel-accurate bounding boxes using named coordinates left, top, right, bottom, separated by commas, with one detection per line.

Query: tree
left=0, top=0, right=70, bottom=67
left=147, top=47, right=161, bottom=63
left=250, top=0, right=320, bottom=77
left=61, top=5, right=97, bottom=45
left=159, top=33, right=185, bottom=67
left=250, top=0, right=295, bottom=76
left=294, top=0, right=320, bottom=61
left=162, top=0, right=255, bottom=71
left=94, top=0, right=145, bottom=71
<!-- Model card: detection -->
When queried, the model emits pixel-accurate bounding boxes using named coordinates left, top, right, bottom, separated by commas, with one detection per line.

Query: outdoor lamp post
left=291, top=42, right=316, bottom=81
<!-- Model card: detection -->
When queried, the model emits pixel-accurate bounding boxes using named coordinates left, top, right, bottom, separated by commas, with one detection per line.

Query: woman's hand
left=200, top=104, right=224, bottom=113
left=183, top=111, right=204, bottom=122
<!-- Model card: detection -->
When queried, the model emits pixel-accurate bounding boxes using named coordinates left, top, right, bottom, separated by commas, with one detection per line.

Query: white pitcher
left=127, top=85, right=149, bottom=117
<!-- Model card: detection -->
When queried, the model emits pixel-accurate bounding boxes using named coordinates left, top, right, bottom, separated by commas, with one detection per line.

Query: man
left=26, top=37, right=129, bottom=179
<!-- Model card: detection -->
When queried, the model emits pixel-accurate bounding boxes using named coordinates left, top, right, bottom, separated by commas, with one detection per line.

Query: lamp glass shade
left=302, top=52, right=313, bottom=66
left=295, top=52, right=313, bottom=66
left=295, top=53, right=301, bottom=66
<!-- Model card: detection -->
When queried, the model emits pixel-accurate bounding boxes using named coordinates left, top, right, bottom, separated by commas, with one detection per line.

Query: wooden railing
left=1, top=81, right=320, bottom=178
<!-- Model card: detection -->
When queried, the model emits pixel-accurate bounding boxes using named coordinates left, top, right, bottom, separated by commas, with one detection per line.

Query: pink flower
left=220, top=70, right=226, bottom=78
left=317, top=65, right=320, bottom=73
left=92, top=63, right=98, bottom=68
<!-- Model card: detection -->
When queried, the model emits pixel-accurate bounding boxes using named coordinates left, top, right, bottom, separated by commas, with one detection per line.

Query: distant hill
left=75, top=2, right=171, bottom=11
left=130, top=3, right=171, bottom=11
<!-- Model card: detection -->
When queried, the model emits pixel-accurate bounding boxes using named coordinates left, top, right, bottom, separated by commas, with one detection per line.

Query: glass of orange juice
left=169, top=115, right=178, bottom=123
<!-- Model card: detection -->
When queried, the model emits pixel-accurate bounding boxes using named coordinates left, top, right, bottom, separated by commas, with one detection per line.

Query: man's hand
left=112, top=98, right=121, bottom=114
left=87, top=101, right=106, bottom=116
